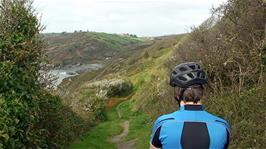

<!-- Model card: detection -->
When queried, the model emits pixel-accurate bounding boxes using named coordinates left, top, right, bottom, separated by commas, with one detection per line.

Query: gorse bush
left=0, top=0, right=89, bottom=148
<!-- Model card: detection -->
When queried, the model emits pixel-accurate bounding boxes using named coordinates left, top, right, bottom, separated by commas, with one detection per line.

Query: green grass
left=69, top=99, right=152, bottom=149
left=68, top=108, right=122, bottom=149
left=117, top=100, right=152, bottom=149
left=127, top=114, right=151, bottom=149
left=85, top=32, right=141, bottom=52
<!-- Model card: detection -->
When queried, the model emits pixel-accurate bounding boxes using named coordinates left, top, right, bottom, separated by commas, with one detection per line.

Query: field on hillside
left=43, top=32, right=150, bottom=66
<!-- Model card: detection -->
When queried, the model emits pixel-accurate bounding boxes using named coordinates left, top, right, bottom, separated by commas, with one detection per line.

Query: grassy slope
left=69, top=98, right=152, bottom=149
left=44, top=32, right=145, bottom=66
left=117, top=100, right=152, bottom=149
left=69, top=107, right=122, bottom=149
left=67, top=34, right=185, bottom=148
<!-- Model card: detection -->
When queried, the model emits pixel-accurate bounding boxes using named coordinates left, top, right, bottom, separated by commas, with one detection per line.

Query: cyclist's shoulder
left=154, top=112, right=177, bottom=126
left=205, top=111, right=230, bottom=128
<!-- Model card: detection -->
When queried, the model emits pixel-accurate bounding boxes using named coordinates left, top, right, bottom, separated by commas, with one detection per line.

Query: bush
left=106, top=80, right=133, bottom=97
left=205, top=85, right=266, bottom=148
left=37, top=93, right=90, bottom=148
left=0, top=59, right=43, bottom=148
left=175, top=0, right=265, bottom=91
left=68, top=88, right=107, bottom=123
left=0, top=0, right=89, bottom=147
left=86, top=79, right=134, bottom=98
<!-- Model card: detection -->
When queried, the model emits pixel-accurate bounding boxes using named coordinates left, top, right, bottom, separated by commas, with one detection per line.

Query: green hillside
left=64, top=34, right=184, bottom=148
left=44, top=32, right=147, bottom=66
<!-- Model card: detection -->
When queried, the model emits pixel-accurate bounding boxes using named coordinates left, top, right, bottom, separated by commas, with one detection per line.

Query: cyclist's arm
left=150, top=126, right=162, bottom=149
left=150, top=115, right=172, bottom=149
left=150, top=143, right=161, bottom=149
left=224, top=128, right=230, bottom=149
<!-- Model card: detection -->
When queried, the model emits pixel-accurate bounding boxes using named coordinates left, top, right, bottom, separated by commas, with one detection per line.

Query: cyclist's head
left=174, top=85, right=205, bottom=104
left=170, top=62, right=208, bottom=104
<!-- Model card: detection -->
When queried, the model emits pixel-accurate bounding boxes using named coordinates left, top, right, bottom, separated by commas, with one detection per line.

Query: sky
left=34, top=0, right=227, bottom=37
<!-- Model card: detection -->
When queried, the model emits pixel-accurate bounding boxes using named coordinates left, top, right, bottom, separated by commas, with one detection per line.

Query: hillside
left=57, top=33, right=185, bottom=148
left=43, top=32, right=149, bottom=66
left=58, top=34, right=183, bottom=96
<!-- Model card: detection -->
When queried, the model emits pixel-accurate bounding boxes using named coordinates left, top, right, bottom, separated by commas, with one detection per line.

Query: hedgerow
left=0, top=0, right=89, bottom=148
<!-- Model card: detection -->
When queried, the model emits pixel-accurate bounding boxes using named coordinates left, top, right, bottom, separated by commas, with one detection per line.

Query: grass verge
left=117, top=100, right=152, bottom=149
left=68, top=107, right=122, bottom=149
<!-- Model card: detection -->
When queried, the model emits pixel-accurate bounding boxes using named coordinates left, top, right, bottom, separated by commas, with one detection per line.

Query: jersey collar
left=180, top=105, right=204, bottom=111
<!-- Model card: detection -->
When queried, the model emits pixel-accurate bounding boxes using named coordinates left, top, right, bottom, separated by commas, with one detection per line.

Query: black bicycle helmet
left=170, top=62, right=208, bottom=88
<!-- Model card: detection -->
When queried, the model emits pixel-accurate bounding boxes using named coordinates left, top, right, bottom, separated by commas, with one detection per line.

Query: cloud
left=34, top=0, right=227, bottom=36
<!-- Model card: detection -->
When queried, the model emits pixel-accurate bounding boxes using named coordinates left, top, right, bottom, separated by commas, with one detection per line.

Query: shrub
left=0, top=0, right=89, bottom=147
left=67, top=87, right=107, bottom=123
left=175, top=0, right=265, bottom=92
left=205, top=84, right=266, bottom=148
left=86, top=79, right=134, bottom=98
left=37, top=92, right=89, bottom=148
left=106, top=80, right=133, bottom=97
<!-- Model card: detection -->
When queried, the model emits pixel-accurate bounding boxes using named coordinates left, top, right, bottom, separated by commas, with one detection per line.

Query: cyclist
left=150, top=62, right=230, bottom=149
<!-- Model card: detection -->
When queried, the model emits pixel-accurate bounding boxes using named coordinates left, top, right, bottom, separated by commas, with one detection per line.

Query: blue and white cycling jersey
left=150, top=105, right=230, bottom=149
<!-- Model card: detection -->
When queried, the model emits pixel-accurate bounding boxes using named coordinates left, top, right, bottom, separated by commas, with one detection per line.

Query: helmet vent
left=179, top=67, right=187, bottom=71
left=189, top=65, right=196, bottom=70
left=197, top=65, right=201, bottom=69
left=172, top=71, right=177, bottom=75
left=188, top=73, right=194, bottom=79
left=197, top=72, right=201, bottom=77
left=179, top=76, right=187, bottom=81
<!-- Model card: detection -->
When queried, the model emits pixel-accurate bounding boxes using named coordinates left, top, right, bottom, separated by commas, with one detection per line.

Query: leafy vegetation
left=175, top=0, right=265, bottom=92
left=0, top=0, right=92, bottom=148
left=0, top=0, right=47, bottom=147
left=205, top=84, right=266, bottom=149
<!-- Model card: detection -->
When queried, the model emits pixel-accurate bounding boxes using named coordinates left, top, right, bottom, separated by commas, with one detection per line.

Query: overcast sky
left=34, top=0, right=227, bottom=37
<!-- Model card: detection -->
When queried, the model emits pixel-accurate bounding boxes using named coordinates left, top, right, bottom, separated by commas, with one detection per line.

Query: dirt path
left=109, top=121, right=136, bottom=149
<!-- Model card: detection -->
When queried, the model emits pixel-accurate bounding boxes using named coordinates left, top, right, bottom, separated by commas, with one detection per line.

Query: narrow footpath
left=109, top=121, right=136, bottom=149
left=69, top=98, right=147, bottom=149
